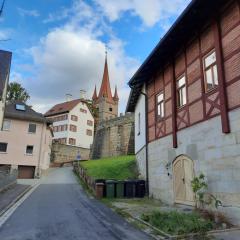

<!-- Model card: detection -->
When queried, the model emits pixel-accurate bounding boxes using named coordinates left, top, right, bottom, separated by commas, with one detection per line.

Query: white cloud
left=17, top=7, right=40, bottom=17
left=16, top=0, right=139, bottom=114
left=95, top=0, right=191, bottom=27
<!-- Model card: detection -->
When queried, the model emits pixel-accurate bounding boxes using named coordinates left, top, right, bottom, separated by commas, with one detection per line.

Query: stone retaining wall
left=51, top=143, right=90, bottom=164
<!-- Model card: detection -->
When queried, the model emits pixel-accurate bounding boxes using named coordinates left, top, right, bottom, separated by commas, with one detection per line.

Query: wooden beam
left=213, top=19, right=230, bottom=133
left=171, top=61, right=178, bottom=148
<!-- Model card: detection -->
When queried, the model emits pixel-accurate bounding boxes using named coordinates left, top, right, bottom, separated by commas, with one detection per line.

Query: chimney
left=65, top=94, right=72, bottom=102
left=80, top=89, right=86, bottom=100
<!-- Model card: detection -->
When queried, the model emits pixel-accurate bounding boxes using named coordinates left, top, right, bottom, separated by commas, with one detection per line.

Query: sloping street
left=0, top=167, right=151, bottom=240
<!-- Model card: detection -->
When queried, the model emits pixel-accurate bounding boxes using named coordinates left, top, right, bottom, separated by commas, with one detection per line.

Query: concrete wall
left=51, top=143, right=90, bottom=163
left=91, top=113, right=135, bottom=159
left=135, top=85, right=146, bottom=153
left=136, top=108, right=240, bottom=224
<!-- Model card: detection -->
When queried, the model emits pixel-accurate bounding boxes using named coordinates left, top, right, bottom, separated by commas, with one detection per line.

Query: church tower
left=92, top=52, right=119, bottom=122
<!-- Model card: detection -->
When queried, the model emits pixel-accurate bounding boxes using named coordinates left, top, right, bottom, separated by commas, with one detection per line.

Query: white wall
left=68, top=102, right=94, bottom=149
left=134, top=85, right=146, bottom=153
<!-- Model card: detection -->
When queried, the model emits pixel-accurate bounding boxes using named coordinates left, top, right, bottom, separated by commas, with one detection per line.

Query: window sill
left=28, top=132, right=36, bottom=134
left=25, top=153, right=33, bottom=156
left=0, top=152, right=7, bottom=154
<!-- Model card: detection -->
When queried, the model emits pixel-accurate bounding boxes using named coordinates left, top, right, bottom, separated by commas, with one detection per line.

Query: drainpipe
left=129, top=85, right=149, bottom=197
left=37, top=123, right=44, bottom=178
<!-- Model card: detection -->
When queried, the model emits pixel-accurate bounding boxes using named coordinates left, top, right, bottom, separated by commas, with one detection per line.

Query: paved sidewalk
left=213, top=230, right=240, bottom=240
left=0, top=184, right=30, bottom=215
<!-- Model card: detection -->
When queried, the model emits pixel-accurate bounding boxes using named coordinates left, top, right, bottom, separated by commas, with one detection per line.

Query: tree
left=7, top=82, right=30, bottom=103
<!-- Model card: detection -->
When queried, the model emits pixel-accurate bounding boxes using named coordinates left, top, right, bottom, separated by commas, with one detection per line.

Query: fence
left=73, top=162, right=96, bottom=192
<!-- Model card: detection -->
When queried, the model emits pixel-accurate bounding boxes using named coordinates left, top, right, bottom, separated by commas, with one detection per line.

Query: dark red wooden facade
left=146, top=1, right=240, bottom=146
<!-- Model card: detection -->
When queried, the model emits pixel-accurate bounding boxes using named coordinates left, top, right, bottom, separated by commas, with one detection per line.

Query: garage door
left=18, top=166, right=35, bottom=179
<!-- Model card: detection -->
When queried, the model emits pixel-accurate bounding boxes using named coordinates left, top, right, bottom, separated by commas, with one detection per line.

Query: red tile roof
left=45, top=99, right=82, bottom=117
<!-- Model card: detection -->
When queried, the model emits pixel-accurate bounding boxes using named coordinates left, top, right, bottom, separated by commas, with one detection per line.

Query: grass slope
left=80, top=155, right=138, bottom=180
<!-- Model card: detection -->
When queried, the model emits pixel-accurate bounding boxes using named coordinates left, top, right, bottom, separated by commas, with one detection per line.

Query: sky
left=0, top=0, right=191, bottom=114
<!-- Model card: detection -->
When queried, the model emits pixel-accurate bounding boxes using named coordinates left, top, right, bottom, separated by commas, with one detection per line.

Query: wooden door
left=173, top=156, right=195, bottom=205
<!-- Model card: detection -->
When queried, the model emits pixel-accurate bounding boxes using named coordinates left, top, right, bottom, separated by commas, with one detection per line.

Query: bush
left=141, top=210, right=213, bottom=235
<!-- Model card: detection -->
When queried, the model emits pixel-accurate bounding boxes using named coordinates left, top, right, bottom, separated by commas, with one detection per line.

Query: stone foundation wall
left=136, top=108, right=240, bottom=224
left=51, top=143, right=90, bottom=163
left=91, top=113, right=135, bottom=159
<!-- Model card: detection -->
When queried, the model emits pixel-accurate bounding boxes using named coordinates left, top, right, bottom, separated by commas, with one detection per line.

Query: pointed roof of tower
left=92, top=85, right=98, bottom=101
left=98, top=53, right=114, bottom=103
left=113, top=86, right=119, bottom=101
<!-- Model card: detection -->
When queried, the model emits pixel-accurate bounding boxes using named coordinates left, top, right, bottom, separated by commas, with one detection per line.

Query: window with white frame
left=26, top=145, right=34, bottom=155
left=2, top=120, right=11, bottom=131
left=0, top=142, right=7, bottom=152
left=177, top=75, right=187, bottom=107
left=203, top=50, right=218, bottom=91
left=28, top=123, right=36, bottom=133
left=157, top=92, right=165, bottom=119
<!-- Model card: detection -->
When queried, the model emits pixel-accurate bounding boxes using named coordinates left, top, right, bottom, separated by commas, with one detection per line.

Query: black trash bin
left=116, top=181, right=125, bottom=198
left=95, top=179, right=106, bottom=197
left=135, top=180, right=145, bottom=198
left=124, top=180, right=136, bottom=198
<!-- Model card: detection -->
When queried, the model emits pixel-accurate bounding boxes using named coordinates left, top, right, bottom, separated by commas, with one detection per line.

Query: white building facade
left=45, top=99, right=94, bottom=149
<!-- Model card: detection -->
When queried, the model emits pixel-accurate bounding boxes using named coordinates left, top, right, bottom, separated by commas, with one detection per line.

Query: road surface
left=0, top=167, right=151, bottom=240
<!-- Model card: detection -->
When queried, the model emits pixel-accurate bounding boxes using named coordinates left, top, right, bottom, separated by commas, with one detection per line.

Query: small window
left=15, top=104, right=26, bottom=111
left=203, top=50, right=218, bottom=91
left=87, top=120, right=93, bottom=126
left=177, top=75, right=187, bottom=107
left=70, top=124, right=77, bottom=132
left=0, top=142, right=7, bottom=152
left=26, top=145, right=34, bottom=155
left=28, top=123, right=36, bottom=133
left=138, top=112, right=141, bottom=136
left=2, top=120, right=11, bottom=131
left=109, top=107, right=113, bottom=112
left=80, top=108, right=87, bottom=113
left=69, top=138, right=76, bottom=145
left=157, top=92, right=165, bottom=118
left=86, top=129, right=92, bottom=136
left=71, top=115, right=78, bottom=121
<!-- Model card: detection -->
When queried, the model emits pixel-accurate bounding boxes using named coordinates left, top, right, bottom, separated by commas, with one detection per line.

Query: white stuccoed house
left=45, top=93, right=94, bottom=149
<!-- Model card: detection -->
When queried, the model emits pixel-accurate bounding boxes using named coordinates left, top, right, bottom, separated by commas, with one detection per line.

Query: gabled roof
left=126, top=0, right=228, bottom=112
left=5, top=101, right=50, bottom=124
left=0, top=50, right=12, bottom=98
left=44, top=99, right=82, bottom=117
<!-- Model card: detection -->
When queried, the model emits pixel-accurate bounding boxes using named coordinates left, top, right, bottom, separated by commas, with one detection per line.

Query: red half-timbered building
left=127, top=0, right=240, bottom=224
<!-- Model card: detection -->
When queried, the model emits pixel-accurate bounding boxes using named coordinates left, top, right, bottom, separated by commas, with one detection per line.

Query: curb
left=0, top=185, right=33, bottom=217
left=132, top=216, right=240, bottom=240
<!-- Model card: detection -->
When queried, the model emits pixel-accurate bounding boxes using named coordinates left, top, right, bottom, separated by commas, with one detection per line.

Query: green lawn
left=79, top=155, right=138, bottom=180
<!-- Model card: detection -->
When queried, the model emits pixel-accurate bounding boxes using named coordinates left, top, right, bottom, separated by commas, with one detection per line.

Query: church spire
left=98, top=49, right=114, bottom=103
left=92, top=85, right=98, bottom=101
left=113, top=85, right=119, bottom=101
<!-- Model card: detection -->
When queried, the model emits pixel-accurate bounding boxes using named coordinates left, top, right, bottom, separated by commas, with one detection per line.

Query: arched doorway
left=173, top=155, right=195, bottom=206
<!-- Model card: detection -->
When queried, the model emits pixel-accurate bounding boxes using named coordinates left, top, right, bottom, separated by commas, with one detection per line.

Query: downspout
left=37, top=122, right=44, bottom=178
left=129, top=85, right=149, bottom=197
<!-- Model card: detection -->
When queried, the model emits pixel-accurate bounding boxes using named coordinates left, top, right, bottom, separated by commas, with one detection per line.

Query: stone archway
left=173, top=155, right=195, bottom=206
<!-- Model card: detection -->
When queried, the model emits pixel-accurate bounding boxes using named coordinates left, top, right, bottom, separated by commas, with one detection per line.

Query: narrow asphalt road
left=0, top=167, right=151, bottom=240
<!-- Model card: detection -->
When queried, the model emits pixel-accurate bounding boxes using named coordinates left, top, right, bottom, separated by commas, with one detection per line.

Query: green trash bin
left=106, top=180, right=116, bottom=198
left=116, top=181, right=124, bottom=198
